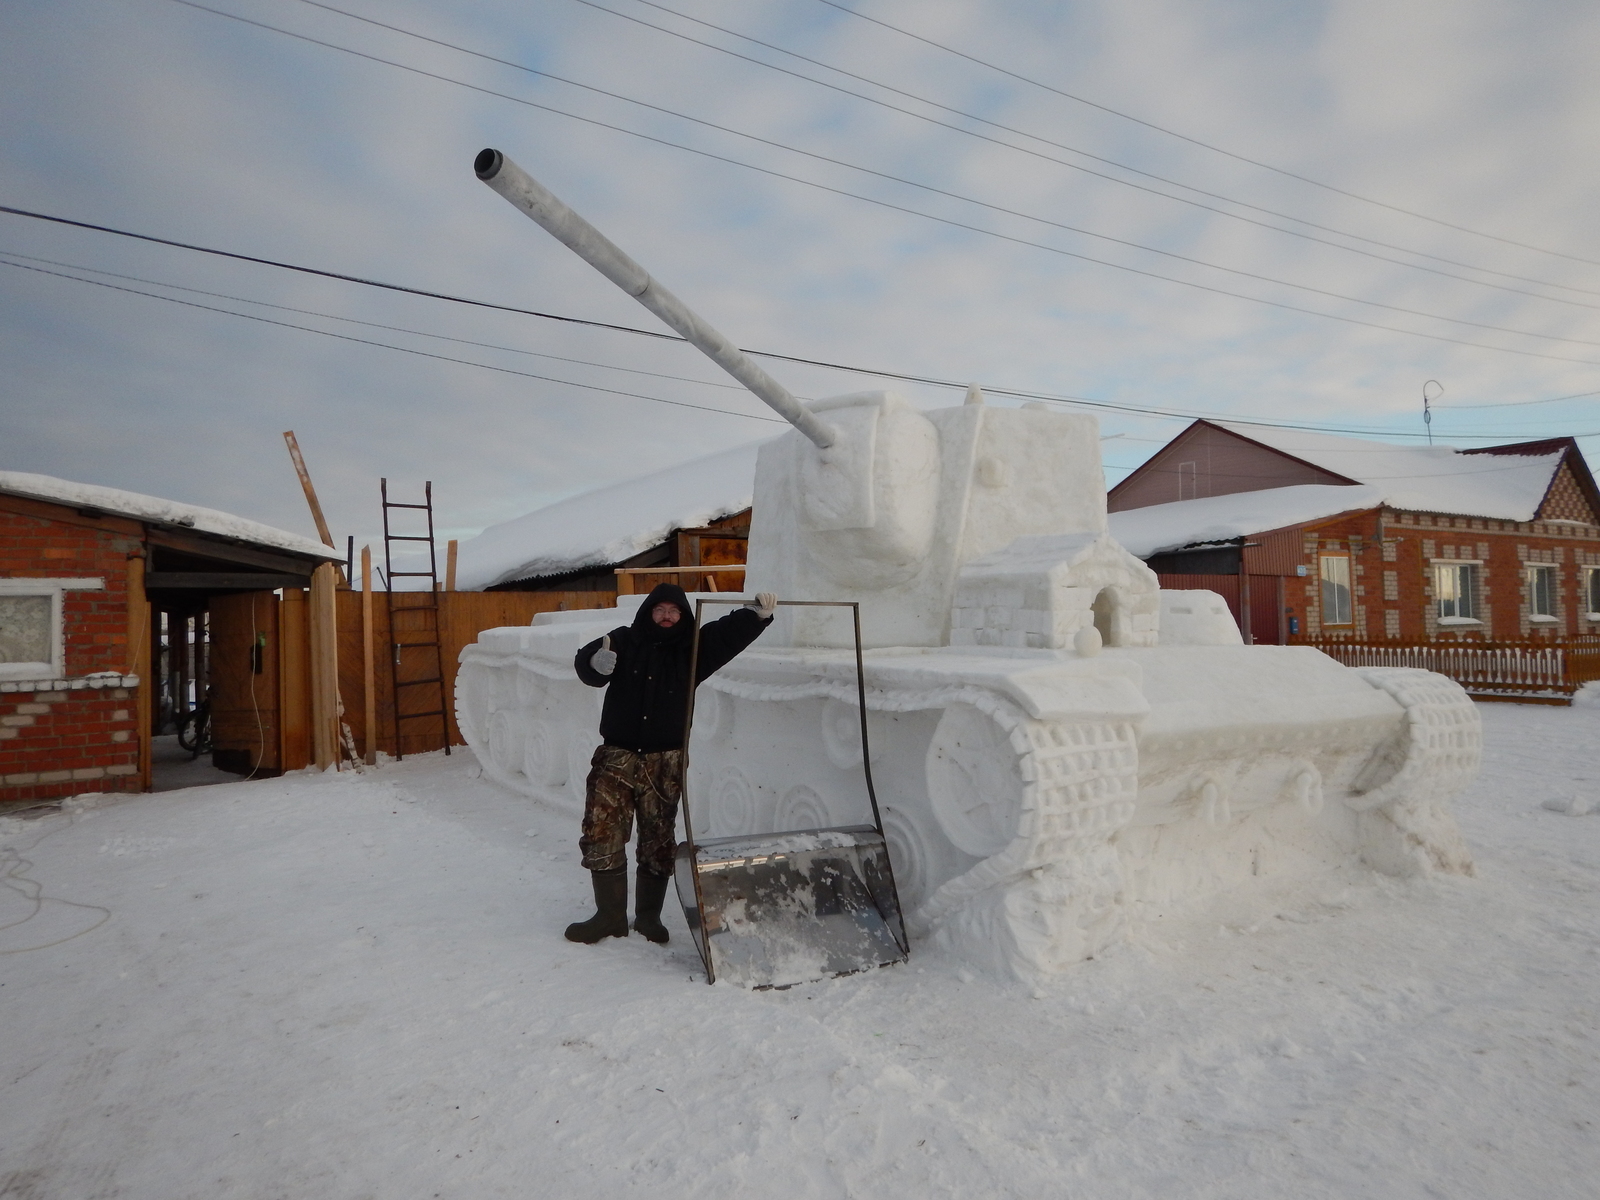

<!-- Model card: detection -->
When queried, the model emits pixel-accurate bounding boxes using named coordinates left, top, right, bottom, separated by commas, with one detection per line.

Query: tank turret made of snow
left=457, top=152, right=1481, bottom=982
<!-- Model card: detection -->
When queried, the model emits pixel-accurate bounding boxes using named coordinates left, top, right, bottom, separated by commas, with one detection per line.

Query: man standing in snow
left=566, top=582, right=776, bottom=945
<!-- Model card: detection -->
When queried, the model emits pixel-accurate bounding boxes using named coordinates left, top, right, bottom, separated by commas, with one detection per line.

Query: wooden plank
left=144, top=572, right=311, bottom=590
left=362, top=546, right=376, bottom=765
left=310, top=563, right=339, bottom=769
left=127, top=554, right=154, bottom=791
left=282, top=431, right=336, bottom=549
left=279, top=589, right=311, bottom=771
left=446, top=540, right=458, bottom=592
left=144, top=528, right=330, bottom=575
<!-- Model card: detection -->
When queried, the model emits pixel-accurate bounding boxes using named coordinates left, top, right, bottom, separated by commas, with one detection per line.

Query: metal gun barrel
left=474, top=148, right=835, bottom=450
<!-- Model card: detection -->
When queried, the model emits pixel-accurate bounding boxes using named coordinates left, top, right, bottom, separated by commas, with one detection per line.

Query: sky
left=3, top=0, right=1599, bottom=558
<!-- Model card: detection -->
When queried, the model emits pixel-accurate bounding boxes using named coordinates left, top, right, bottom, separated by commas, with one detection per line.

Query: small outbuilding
left=1, top=471, right=338, bottom=804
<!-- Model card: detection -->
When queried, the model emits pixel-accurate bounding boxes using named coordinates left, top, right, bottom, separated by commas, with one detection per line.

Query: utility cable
left=0, top=256, right=786, bottom=425
left=571, top=0, right=1600, bottom=305
left=207, top=0, right=1600, bottom=349
left=1, top=207, right=1592, bottom=438
left=0, top=248, right=752, bottom=394
left=815, top=0, right=1600, bottom=269
left=165, top=2, right=1600, bottom=364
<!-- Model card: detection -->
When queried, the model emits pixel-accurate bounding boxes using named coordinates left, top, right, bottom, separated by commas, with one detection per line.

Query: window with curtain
left=1319, top=554, right=1352, bottom=626
left=1435, top=562, right=1478, bottom=621
left=1527, top=565, right=1556, bottom=618
left=1587, top=567, right=1600, bottom=616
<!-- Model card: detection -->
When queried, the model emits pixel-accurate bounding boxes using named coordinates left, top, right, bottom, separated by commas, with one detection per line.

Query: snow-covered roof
left=456, top=439, right=771, bottom=590
left=0, top=471, right=337, bottom=560
left=1109, top=485, right=1384, bottom=558
left=1213, top=422, right=1564, bottom=521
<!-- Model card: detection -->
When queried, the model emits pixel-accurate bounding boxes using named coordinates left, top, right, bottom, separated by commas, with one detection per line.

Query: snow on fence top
left=1214, top=422, right=1565, bottom=521
left=455, top=439, right=770, bottom=590
left=0, top=470, right=337, bottom=560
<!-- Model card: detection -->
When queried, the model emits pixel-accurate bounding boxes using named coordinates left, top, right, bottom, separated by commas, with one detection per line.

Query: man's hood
left=632, top=582, right=696, bottom=641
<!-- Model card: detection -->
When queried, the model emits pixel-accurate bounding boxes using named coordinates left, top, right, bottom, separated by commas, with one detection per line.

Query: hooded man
left=567, top=582, right=776, bottom=944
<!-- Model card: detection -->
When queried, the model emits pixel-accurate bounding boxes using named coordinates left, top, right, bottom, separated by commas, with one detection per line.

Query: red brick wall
left=0, top=502, right=141, bottom=675
left=1286, top=507, right=1600, bottom=644
left=0, top=686, right=140, bottom=802
left=2, top=497, right=145, bottom=802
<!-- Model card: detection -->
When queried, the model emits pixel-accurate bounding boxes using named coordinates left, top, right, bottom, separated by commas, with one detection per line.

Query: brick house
left=1, top=472, right=335, bottom=805
left=1105, top=420, right=1600, bottom=646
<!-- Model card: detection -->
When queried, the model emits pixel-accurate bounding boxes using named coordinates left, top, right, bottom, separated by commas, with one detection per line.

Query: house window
left=0, top=586, right=62, bottom=678
left=1435, top=562, right=1478, bottom=622
left=0, top=577, right=104, bottom=680
left=1320, top=554, right=1352, bottom=626
left=1587, top=567, right=1600, bottom=617
left=1527, top=564, right=1557, bottom=620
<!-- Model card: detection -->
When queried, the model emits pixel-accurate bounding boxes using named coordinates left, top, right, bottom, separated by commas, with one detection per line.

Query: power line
left=572, top=0, right=1600, bottom=306
left=815, top=0, right=1600, bottom=270
left=3, top=202, right=1592, bottom=439
left=0, top=255, right=786, bottom=424
left=165, top=2, right=1600, bottom=368
left=200, top=1, right=1600, bottom=352
left=0, top=248, right=752, bottom=394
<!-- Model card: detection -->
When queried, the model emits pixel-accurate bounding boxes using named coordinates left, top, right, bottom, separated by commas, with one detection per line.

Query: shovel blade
left=676, top=826, right=908, bottom=988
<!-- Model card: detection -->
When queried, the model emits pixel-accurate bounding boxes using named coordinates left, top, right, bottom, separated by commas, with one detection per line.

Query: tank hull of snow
left=456, top=392, right=1480, bottom=981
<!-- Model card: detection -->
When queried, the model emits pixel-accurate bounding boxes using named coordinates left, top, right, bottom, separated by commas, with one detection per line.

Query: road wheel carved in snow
left=487, top=710, right=526, bottom=777
left=777, top=784, right=831, bottom=832
left=925, top=705, right=1024, bottom=857
left=712, top=766, right=759, bottom=836
left=820, top=697, right=864, bottom=768
left=918, top=712, right=1142, bottom=978
left=522, top=723, right=567, bottom=788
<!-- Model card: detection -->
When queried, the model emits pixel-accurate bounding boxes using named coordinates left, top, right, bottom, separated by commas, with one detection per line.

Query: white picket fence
left=1314, top=642, right=1594, bottom=702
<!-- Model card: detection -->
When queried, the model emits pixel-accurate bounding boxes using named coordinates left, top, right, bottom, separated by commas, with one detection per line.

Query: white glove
left=591, top=635, right=617, bottom=675
left=747, top=592, right=778, bottom=620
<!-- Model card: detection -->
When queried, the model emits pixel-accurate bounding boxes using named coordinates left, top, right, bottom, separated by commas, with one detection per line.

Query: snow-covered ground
left=2, top=698, right=1596, bottom=1199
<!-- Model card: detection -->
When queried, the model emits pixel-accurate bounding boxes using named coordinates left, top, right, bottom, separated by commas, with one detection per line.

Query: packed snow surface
left=3, top=697, right=1595, bottom=1198
left=455, top=440, right=770, bottom=590
left=0, top=471, right=336, bottom=560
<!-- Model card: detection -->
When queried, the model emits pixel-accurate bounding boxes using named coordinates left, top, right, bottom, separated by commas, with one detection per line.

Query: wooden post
left=126, top=553, right=154, bottom=791
left=445, top=539, right=458, bottom=592
left=361, top=545, right=377, bottom=765
left=309, top=562, right=339, bottom=769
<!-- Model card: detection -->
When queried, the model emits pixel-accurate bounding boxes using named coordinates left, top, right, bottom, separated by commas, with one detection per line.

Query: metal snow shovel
left=675, top=600, right=909, bottom=988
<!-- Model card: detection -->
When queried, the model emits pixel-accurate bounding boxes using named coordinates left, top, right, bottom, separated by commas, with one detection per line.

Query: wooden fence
left=1314, top=641, right=1600, bottom=704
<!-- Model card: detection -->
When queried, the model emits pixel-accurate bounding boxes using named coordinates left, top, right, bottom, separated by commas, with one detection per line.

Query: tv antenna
left=1422, top=380, right=1443, bottom=445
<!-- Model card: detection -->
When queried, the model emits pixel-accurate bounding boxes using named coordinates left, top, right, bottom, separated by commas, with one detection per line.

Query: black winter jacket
left=574, top=583, right=771, bottom=753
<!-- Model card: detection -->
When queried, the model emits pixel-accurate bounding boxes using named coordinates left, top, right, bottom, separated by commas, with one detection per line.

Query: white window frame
left=1526, top=564, right=1557, bottom=623
left=1586, top=566, right=1600, bottom=619
left=1434, top=561, right=1480, bottom=625
left=1320, top=553, right=1353, bottom=627
left=0, top=577, right=105, bottom=680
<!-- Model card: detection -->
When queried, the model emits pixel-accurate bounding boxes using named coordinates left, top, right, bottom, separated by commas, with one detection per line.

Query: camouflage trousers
left=579, top=745, right=685, bottom=877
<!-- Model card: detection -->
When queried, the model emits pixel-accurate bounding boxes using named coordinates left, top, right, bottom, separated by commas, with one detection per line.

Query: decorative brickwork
left=1538, top=461, right=1599, bottom=524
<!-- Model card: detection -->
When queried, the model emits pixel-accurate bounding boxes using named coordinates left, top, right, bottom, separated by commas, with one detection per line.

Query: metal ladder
left=380, top=478, right=451, bottom=760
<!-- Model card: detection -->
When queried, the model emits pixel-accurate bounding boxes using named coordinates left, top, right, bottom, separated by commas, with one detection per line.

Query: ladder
left=380, top=478, right=451, bottom=760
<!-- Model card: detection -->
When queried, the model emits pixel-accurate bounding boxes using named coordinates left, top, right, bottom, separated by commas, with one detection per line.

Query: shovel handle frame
left=679, top=599, right=906, bottom=983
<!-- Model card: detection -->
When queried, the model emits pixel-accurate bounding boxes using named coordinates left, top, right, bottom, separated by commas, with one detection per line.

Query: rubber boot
left=633, top=870, right=671, bottom=945
left=564, top=868, right=630, bottom=943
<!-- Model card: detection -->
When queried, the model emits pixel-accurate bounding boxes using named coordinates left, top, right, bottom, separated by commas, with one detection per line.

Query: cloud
left=1, top=0, right=1597, bottom=557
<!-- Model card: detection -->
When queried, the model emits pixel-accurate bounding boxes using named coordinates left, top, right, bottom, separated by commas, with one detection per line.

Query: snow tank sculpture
left=457, top=149, right=1480, bottom=982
